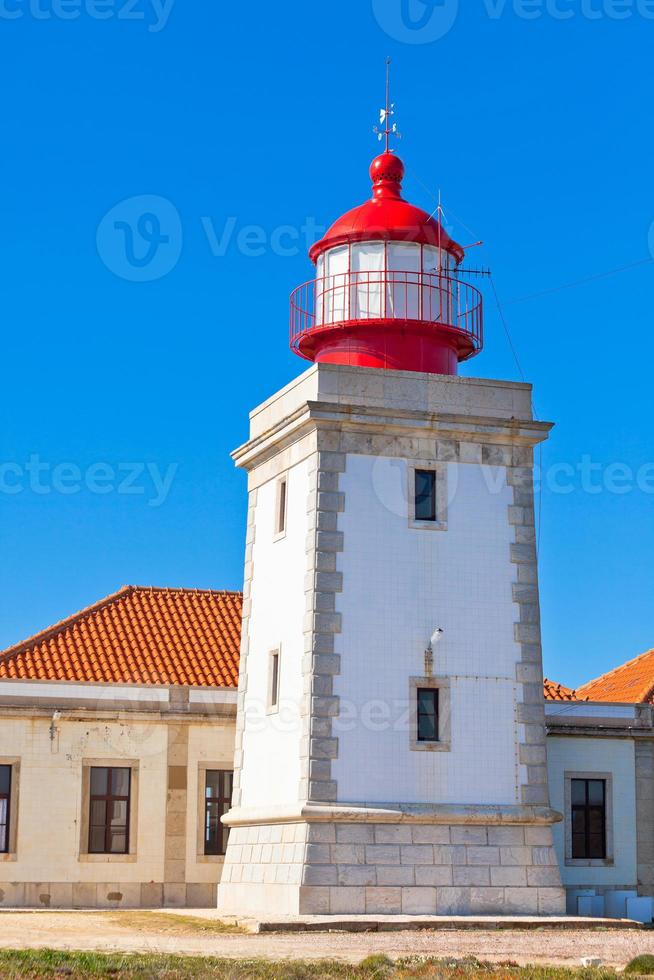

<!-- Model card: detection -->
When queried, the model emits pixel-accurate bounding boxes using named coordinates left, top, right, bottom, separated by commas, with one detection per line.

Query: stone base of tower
left=216, top=806, right=565, bottom=917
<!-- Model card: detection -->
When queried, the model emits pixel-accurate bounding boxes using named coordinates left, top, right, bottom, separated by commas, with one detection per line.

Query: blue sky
left=0, top=0, right=652, bottom=688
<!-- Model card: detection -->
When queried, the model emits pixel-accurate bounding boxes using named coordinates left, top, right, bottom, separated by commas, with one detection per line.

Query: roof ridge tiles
left=576, top=648, right=654, bottom=702
left=0, top=587, right=243, bottom=689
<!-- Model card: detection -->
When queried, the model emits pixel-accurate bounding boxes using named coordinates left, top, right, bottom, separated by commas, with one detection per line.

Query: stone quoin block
left=453, top=866, right=490, bottom=887
left=365, top=845, right=401, bottom=865
left=365, top=887, right=402, bottom=914
left=414, top=865, right=454, bottom=886
left=376, top=865, right=416, bottom=886
left=337, top=866, right=377, bottom=887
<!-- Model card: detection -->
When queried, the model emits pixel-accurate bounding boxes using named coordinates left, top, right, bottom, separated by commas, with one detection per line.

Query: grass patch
left=624, top=954, right=654, bottom=975
left=105, top=912, right=245, bottom=935
left=0, top=950, right=624, bottom=979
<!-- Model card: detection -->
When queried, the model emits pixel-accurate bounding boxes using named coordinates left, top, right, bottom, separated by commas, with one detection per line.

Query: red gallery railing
left=290, top=271, right=483, bottom=361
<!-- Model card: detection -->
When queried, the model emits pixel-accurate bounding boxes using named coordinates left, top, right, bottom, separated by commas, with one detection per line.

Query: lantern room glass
left=315, top=241, right=456, bottom=327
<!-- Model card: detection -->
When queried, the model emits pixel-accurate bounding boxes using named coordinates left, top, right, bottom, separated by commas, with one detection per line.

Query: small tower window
left=417, top=688, right=439, bottom=742
left=414, top=469, right=437, bottom=522
left=274, top=476, right=287, bottom=538
left=268, top=649, right=281, bottom=711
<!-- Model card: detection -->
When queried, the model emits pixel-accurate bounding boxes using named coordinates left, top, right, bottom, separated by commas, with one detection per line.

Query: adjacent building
left=545, top=653, right=654, bottom=914
left=0, top=586, right=240, bottom=908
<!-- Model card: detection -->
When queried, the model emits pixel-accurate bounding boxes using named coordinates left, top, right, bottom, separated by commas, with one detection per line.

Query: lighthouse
left=217, top=83, right=565, bottom=917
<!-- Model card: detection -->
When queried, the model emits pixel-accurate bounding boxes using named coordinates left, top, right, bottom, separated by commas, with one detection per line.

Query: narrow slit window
left=275, top=477, right=288, bottom=536
left=88, top=766, right=131, bottom=855
left=571, top=778, right=606, bottom=859
left=204, top=769, right=233, bottom=856
left=0, top=765, right=11, bottom=854
left=417, top=688, right=439, bottom=742
left=415, top=469, right=437, bottom=522
left=269, top=650, right=280, bottom=709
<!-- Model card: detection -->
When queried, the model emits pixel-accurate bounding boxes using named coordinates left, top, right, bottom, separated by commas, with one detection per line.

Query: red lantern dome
left=290, top=151, right=483, bottom=376
left=308, top=153, right=465, bottom=266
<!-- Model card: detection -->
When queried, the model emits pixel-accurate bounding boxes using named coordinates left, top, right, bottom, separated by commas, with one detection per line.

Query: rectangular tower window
left=268, top=649, right=281, bottom=710
left=275, top=476, right=287, bottom=537
left=0, top=765, right=11, bottom=854
left=571, top=778, right=606, bottom=859
left=204, top=770, right=233, bottom=856
left=417, top=688, right=439, bottom=742
left=414, top=469, right=437, bottom=522
left=88, top=766, right=131, bottom=855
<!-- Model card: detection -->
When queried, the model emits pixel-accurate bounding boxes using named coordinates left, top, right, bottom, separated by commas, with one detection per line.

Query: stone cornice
left=223, top=802, right=563, bottom=828
left=232, top=399, right=553, bottom=473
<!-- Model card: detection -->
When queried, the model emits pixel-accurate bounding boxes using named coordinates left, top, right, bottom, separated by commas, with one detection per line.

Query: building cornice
left=232, top=399, right=553, bottom=474
left=223, top=802, right=563, bottom=828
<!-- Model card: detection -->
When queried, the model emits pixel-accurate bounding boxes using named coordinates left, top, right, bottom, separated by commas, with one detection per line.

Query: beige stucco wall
left=0, top=698, right=235, bottom=908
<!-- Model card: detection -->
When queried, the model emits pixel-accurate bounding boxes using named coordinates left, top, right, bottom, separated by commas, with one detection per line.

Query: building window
left=408, top=463, right=448, bottom=531
left=417, top=688, right=439, bottom=742
left=204, top=770, right=233, bottom=856
left=571, top=778, right=606, bottom=860
left=0, top=765, right=11, bottom=854
left=274, top=476, right=288, bottom=537
left=415, top=470, right=437, bottom=522
left=410, top=677, right=451, bottom=753
left=89, top=766, right=131, bottom=855
left=268, top=649, right=281, bottom=710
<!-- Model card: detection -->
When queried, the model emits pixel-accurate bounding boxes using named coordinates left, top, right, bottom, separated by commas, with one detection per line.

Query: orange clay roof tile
left=576, top=649, right=654, bottom=704
left=543, top=678, right=579, bottom=701
left=0, top=586, right=242, bottom=688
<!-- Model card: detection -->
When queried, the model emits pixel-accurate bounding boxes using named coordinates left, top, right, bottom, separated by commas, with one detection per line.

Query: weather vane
left=373, top=57, right=401, bottom=152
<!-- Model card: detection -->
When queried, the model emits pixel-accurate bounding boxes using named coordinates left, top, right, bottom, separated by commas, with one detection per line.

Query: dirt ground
left=0, top=910, right=652, bottom=969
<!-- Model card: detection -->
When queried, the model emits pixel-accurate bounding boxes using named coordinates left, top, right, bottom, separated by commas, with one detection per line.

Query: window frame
left=79, top=759, right=139, bottom=863
left=203, top=769, right=233, bottom=857
left=409, top=676, right=451, bottom=753
left=88, top=765, right=132, bottom=856
left=196, top=763, right=234, bottom=863
left=267, top=647, right=281, bottom=714
left=273, top=474, right=288, bottom=540
left=407, top=462, right=448, bottom=531
left=570, top=777, right=606, bottom=860
left=0, top=764, right=12, bottom=855
left=564, top=770, right=614, bottom=867
left=417, top=687, right=439, bottom=743
left=414, top=469, right=437, bottom=523
left=0, top=759, right=19, bottom=861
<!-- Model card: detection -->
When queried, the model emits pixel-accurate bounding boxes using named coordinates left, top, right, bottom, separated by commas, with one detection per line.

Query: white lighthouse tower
left=217, top=87, right=565, bottom=917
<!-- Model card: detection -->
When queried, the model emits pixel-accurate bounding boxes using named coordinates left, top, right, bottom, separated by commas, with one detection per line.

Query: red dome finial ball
left=369, top=152, right=405, bottom=195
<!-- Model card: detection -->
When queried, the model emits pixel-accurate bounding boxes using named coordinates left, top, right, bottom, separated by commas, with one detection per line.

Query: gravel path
left=0, top=912, right=651, bottom=968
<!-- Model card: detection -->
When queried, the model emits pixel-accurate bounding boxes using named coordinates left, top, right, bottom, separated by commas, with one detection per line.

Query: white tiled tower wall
left=334, top=456, right=522, bottom=804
